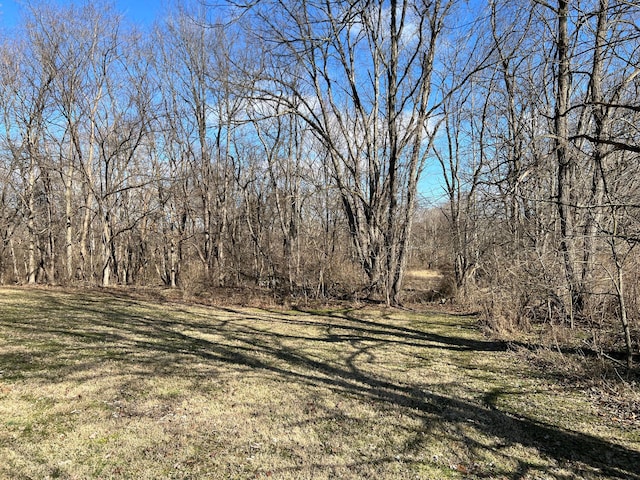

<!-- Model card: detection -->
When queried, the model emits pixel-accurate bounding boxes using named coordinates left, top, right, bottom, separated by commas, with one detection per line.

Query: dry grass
left=406, top=269, right=443, bottom=280
left=403, top=269, right=451, bottom=304
left=0, top=287, right=638, bottom=479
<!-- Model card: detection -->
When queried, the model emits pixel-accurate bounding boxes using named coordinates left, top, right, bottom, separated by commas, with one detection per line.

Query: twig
left=602, top=352, right=627, bottom=368
left=613, top=367, right=626, bottom=384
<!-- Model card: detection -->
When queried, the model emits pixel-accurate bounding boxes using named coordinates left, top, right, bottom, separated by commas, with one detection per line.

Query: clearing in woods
left=0, top=287, right=638, bottom=479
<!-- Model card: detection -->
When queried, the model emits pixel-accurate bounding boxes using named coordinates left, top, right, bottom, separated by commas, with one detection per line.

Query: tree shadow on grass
left=1, top=288, right=638, bottom=479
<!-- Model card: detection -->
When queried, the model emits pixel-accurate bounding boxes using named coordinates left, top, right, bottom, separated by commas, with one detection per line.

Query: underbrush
left=480, top=310, right=640, bottom=435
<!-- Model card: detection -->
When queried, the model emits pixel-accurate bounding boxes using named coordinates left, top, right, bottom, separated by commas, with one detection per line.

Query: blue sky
left=114, top=0, right=163, bottom=25
left=0, top=0, right=162, bottom=28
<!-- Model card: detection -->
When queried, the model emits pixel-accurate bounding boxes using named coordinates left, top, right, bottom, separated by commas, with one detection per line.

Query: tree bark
left=554, top=0, right=581, bottom=323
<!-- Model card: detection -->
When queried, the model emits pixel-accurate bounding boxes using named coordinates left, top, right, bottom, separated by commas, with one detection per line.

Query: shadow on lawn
left=1, top=289, right=638, bottom=479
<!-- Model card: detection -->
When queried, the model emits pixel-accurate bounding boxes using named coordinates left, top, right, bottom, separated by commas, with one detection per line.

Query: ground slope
left=0, top=288, right=638, bottom=479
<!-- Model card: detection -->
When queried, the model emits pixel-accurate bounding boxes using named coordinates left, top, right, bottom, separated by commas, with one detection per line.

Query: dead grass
left=0, top=287, right=638, bottom=479
left=406, top=269, right=443, bottom=280
left=403, top=269, right=452, bottom=304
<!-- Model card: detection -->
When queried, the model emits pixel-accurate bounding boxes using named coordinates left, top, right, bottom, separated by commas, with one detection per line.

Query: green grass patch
left=0, top=287, right=638, bottom=479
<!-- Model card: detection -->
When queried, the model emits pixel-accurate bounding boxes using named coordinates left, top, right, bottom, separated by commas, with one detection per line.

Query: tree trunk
left=554, top=0, right=581, bottom=323
left=615, top=262, right=633, bottom=370
left=27, top=158, right=37, bottom=285
left=65, top=176, right=73, bottom=282
left=582, top=0, right=608, bottom=303
left=101, top=211, right=112, bottom=287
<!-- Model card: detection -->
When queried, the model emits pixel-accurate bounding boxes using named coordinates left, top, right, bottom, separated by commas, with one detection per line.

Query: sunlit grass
left=406, top=269, right=443, bottom=280
left=0, top=287, right=638, bottom=479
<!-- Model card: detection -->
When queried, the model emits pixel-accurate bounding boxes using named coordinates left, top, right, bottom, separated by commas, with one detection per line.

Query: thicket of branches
left=0, top=0, right=638, bottom=365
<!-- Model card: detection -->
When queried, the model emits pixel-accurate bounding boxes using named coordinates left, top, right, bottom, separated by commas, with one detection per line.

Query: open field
left=0, top=287, right=638, bottom=479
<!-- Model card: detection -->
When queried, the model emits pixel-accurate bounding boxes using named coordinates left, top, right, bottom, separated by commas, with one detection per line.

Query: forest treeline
left=0, top=1, right=638, bottom=365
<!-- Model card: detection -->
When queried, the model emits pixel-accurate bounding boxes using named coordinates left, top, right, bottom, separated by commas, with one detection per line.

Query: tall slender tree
left=243, top=0, right=454, bottom=304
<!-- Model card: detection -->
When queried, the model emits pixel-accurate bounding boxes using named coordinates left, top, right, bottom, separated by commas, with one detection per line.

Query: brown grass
left=406, top=269, right=443, bottom=280
left=0, top=287, right=638, bottom=479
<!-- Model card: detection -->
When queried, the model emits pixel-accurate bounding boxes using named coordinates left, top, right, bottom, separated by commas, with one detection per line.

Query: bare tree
left=242, top=0, right=454, bottom=304
left=0, top=30, right=57, bottom=284
left=156, top=5, right=244, bottom=287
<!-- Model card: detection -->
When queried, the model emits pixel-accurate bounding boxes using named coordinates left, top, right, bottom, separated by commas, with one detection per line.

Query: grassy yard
left=0, top=287, right=638, bottom=479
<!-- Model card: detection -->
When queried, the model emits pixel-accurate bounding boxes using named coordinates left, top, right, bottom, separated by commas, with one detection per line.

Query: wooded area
left=0, top=0, right=638, bottom=366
